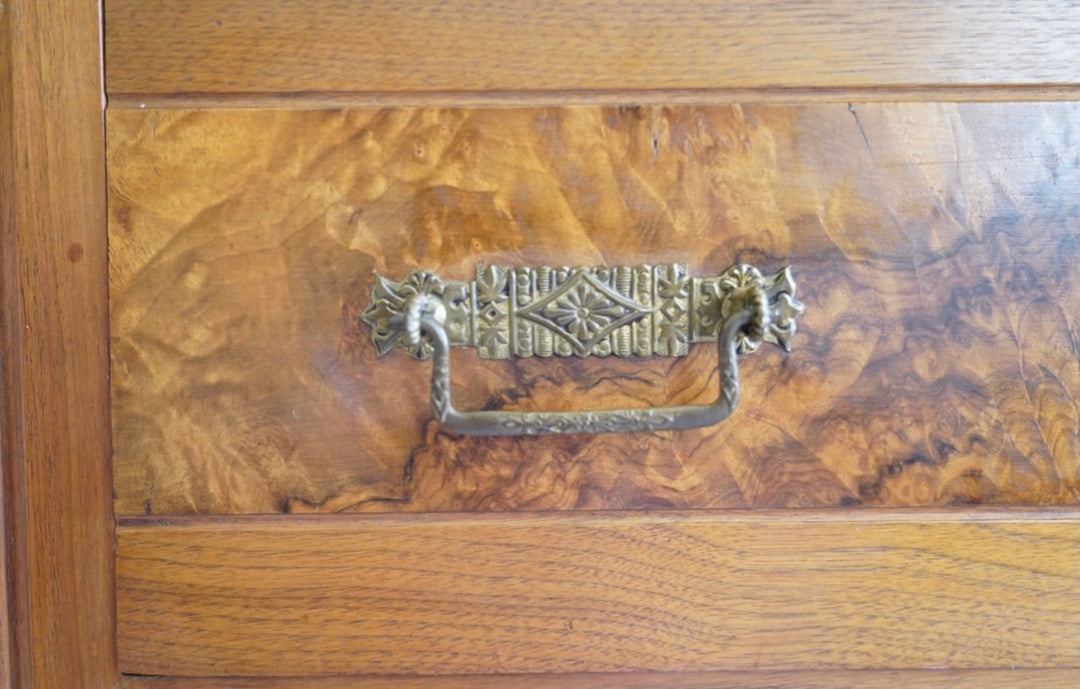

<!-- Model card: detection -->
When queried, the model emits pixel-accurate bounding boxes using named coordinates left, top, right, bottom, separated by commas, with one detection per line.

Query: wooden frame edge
left=116, top=508, right=1080, bottom=676
left=119, top=668, right=1080, bottom=689
left=106, top=84, right=1080, bottom=109
left=1, top=0, right=119, bottom=686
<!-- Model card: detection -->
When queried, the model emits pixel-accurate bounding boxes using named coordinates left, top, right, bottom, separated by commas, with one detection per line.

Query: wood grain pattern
left=103, top=1, right=1080, bottom=97
left=116, top=509, right=1080, bottom=676
left=108, top=104, right=1080, bottom=515
left=0, top=0, right=119, bottom=687
left=119, top=668, right=1080, bottom=689
left=106, top=86, right=1080, bottom=111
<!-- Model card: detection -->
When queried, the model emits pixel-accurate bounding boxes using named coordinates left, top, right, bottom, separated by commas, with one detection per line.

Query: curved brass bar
left=411, top=289, right=762, bottom=436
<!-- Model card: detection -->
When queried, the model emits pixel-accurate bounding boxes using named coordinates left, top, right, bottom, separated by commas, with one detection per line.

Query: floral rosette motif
left=361, top=269, right=447, bottom=359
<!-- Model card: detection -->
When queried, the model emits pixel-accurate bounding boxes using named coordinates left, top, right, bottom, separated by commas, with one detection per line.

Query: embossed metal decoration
left=361, top=263, right=804, bottom=435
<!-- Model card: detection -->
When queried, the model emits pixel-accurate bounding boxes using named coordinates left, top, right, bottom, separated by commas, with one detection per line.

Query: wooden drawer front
left=108, top=103, right=1079, bottom=516
left=116, top=510, right=1079, bottom=676
left=7, top=0, right=1078, bottom=686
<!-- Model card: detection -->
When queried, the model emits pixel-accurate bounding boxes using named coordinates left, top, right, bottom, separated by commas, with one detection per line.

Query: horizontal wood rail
left=104, top=1, right=1080, bottom=100
left=117, top=508, right=1080, bottom=676
left=106, top=85, right=1080, bottom=110
left=120, top=668, right=1080, bottom=689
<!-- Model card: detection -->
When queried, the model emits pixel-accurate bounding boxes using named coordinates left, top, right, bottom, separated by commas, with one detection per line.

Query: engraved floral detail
left=360, top=270, right=446, bottom=359
left=475, top=268, right=507, bottom=304
left=544, top=282, right=627, bottom=340
left=361, top=263, right=802, bottom=362
left=696, top=264, right=804, bottom=355
left=762, top=269, right=805, bottom=352
left=474, top=265, right=511, bottom=358
left=655, top=265, right=690, bottom=355
left=657, top=319, right=684, bottom=353
left=498, top=409, right=677, bottom=435
left=657, top=271, right=689, bottom=301
left=519, top=271, right=650, bottom=356
left=479, top=323, right=509, bottom=351
left=716, top=265, right=768, bottom=355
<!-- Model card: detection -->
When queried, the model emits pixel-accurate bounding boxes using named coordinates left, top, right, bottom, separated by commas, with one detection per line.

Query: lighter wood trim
left=117, top=509, right=1079, bottom=676
left=104, top=0, right=1080, bottom=98
left=0, top=0, right=118, bottom=687
left=119, top=668, right=1080, bottom=689
left=107, top=85, right=1080, bottom=110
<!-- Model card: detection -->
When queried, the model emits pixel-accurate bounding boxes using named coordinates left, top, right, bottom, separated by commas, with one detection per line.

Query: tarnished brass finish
left=361, top=263, right=803, bottom=435
left=363, top=264, right=803, bottom=359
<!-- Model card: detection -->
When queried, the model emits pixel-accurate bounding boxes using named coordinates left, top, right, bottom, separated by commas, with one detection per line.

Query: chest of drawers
left=4, top=2, right=1078, bottom=686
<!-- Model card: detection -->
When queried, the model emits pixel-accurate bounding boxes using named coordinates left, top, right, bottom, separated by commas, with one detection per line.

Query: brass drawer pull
left=361, top=264, right=804, bottom=435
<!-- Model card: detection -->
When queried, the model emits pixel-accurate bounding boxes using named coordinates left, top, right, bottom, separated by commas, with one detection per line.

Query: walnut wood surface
left=109, top=104, right=1080, bottom=515
left=103, top=1, right=1080, bottom=97
left=1, top=0, right=118, bottom=686
left=120, top=668, right=1080, bottom=689
left=108, top=104, right=1080, bottom=515
left=116, top=509, right=1079, bottom=675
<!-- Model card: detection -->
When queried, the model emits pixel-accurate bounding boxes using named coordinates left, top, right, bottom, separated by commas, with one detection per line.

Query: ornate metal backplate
left=362, top=263, right=804, bottom=360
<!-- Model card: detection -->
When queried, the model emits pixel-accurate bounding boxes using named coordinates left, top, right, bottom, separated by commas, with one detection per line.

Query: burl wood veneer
left=107, top=103, right=1079, bottom=515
